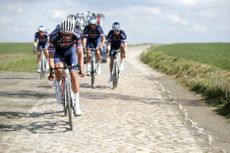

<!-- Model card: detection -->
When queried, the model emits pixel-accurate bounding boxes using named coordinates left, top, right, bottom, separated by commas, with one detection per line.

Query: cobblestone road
left=0, top=46, right=213, bottom=152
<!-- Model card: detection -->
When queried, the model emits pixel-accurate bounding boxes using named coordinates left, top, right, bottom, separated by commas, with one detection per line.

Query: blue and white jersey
left=107, top=29, right=127, bottom=47
left=82, top=25, right=104, bottom=41
left=34, top=31, right=49, bottom=49
left=50, top=30, right=82, bottom=51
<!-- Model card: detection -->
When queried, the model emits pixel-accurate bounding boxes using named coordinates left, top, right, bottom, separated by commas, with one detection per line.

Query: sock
left=74, top=93, right=80, bottom=106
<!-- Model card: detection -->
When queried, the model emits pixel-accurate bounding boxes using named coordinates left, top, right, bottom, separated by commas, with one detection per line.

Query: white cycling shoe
left=108, top=76, right=112, bottom=85
left=73, top=97, right=83, bottom=116
left=37, top=68, right=41, bottom=73
left=74, top=106, right=83, bottom=116
left=96, top=64, right=101, bottom=75
left=120, top=62, right=124, bottom=71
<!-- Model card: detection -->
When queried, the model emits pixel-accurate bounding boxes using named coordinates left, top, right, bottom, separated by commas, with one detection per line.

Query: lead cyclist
left=106, top=22, right=127, bottom=83
left=49, top=20, right=83, bottom=116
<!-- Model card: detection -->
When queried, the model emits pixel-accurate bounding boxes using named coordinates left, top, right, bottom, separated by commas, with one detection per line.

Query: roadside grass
left=0, top=43, right=36, bottom=72
left=140, top=43, right=230, bottom=118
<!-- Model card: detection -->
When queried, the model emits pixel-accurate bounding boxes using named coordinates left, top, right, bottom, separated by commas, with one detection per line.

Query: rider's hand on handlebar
left=78, top=68, right=85, bottom=77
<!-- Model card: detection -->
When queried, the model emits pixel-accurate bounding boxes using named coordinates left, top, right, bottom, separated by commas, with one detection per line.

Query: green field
left=154, top=43, right=230, bottom=71
left=141, top=43, right=230, bottom=118
left=0, top=43, right=36, bottom=72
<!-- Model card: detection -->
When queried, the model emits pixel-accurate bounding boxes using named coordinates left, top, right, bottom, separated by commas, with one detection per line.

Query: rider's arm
left=82, top=27, right=88, bottom=49
left=98, top=26, right=105, bottom=49
left=121, top=30, right=127, bottom=52
left=99, top=35, right=106, bottom=49
left=45, top=35, right=49, bottom=50
left=33, top=33, right=39, bottom=49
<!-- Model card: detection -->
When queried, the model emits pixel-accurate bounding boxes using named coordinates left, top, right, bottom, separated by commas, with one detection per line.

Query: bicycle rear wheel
left=65, top=81, right=73, bottom=130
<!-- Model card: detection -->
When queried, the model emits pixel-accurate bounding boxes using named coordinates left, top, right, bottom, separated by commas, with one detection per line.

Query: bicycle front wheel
left=91, top=61, right=95, bottom=88
left=112, top=61, right=118, bottom=89
left=65, top=81, right=73, bottom=130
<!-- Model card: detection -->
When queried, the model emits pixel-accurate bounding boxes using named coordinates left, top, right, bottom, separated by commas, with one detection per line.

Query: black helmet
left=112, top=22, right=120, bottom=31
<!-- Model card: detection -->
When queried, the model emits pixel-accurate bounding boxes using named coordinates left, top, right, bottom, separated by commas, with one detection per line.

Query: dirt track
left=0, top=45, right=229, bottom=152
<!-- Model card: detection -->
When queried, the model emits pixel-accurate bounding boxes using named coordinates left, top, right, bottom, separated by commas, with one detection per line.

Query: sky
left=0, top=0, right=229, bottom=44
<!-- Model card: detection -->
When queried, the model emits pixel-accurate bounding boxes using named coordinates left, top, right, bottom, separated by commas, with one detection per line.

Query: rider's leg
left=96, top=48, right=101, bottom=74
left=54, top=62, right=63, bottom=104
left=119, top=45, right=126, bottom=71
left=108, top=56, right=115, bottom=83
left=37, top=51, right=41, bottom=72
left=45, top=49, right=50, bottom=69
left=69, top=47, right=82, bottom=115
left=86, top=48, right=91, bottom=76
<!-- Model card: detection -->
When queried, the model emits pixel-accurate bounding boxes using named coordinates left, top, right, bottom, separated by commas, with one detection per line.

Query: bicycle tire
left=112, top=61, right=118, bottom=89
left=91, top=60, right=95, bottom=88
left=62, top=79, right=67, bottom=117
left=65, top=81, right=73, bottom=130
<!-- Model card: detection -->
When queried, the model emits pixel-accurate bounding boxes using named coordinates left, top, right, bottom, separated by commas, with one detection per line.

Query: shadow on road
left=80, top=90, right=206, bottom=107
left=80, top=83, right=108, bottom=89
left=0, top=90, right=52, bottom=99
left=0, top=110, right=71, bottom=133
left=0, top=77, right=37, bottom=80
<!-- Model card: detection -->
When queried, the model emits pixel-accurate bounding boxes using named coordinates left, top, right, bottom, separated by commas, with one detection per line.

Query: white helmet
left=60, top=20, right=74, bottom=33
left=38, top=25, right=46, bottom=32
left=88, top=17, right=97, bottom=25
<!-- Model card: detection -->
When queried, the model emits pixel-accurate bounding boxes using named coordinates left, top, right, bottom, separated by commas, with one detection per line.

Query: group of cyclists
left=33, top=12, right=127, bottom=116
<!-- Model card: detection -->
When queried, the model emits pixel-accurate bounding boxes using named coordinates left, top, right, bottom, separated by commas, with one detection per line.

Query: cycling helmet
left=38, top=25, right=46, bottom=32
left=112, top=22, right=120, bottom=31
left=88, top=17, right=97, bottom=25
left=60, top=20, right=74, bottom=33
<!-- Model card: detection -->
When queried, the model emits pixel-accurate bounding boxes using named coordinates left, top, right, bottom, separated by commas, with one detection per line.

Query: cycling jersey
left=50, top=31, right=82, bottom=51
left=82, top=25, right=104, bottom=48
left=107, top=30, right=127, bottom=49
left=50, top=29, right=82, bottom=69
left=34, top=31, right=49, bottom=50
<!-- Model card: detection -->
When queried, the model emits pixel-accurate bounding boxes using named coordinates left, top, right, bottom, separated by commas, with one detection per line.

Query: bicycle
left=54, top=61, right=79, bottom=130
left=39, top=49, right=47, bottom=80
left=111, top=49, right=121, bottom=89
left=89, top=48, right=97, bottom=88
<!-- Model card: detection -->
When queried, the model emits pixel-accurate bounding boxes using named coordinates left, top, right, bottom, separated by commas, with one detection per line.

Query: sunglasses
left=113, top=30, right=120, bottom=33
left=61, top=32, right=73, bottom=37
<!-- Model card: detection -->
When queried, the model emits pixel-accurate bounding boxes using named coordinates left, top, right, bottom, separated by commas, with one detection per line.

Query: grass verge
left=140, top=45, right=230, bottom=118
left=0, top=43, right=36, bottom=72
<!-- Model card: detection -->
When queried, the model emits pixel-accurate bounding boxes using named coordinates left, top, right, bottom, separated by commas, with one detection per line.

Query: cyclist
left=49, top=20, right=83, bottom=116
left=74, top=18, right=85, bottom=77
left=106, top=22, right=127, bottom=83
left=82, top=17, right=106, bottom=76
left=33, top=25, right=49, bottom=72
